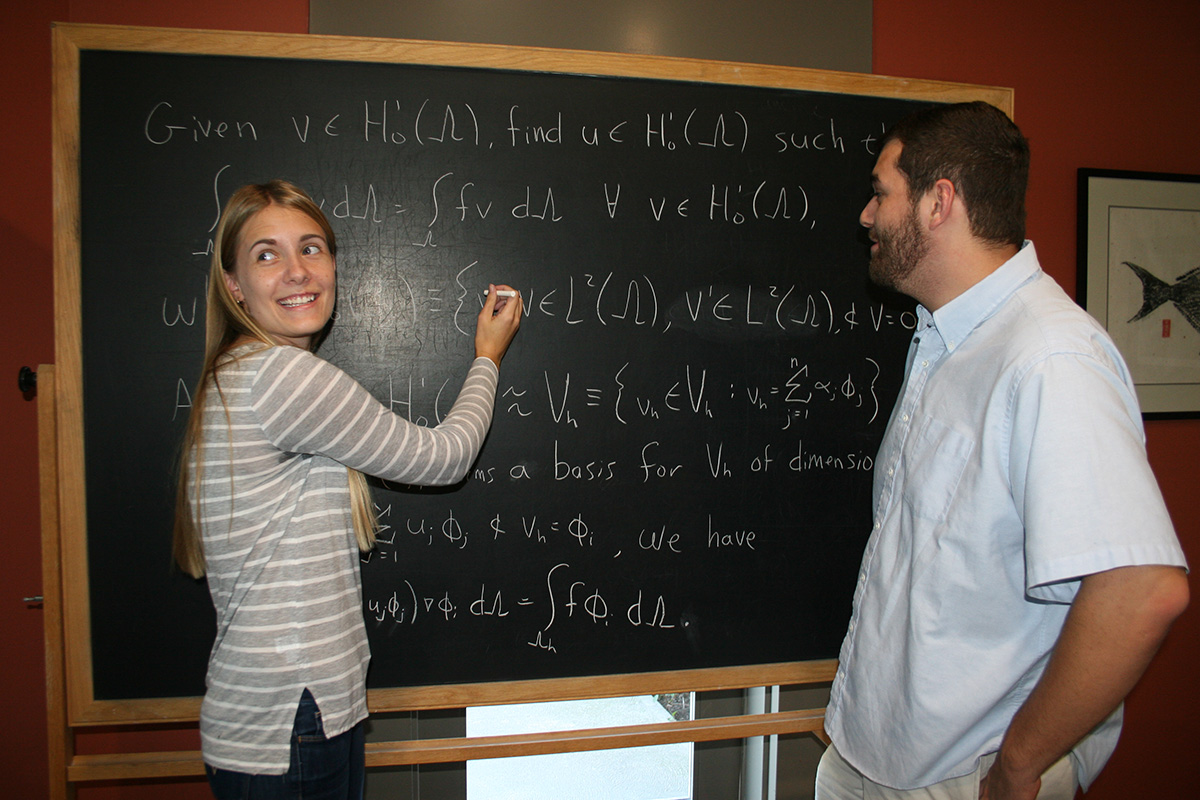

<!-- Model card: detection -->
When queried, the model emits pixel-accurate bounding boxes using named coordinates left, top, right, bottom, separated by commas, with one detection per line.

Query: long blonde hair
left=172, top=180, right=377, bottom=578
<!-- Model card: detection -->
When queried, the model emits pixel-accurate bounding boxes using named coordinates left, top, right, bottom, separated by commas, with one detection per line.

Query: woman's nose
left=282, top=252, right=310, bottom=282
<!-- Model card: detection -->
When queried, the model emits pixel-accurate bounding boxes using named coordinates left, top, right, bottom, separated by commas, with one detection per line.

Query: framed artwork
left=1078, top=168, right=1200, bottom=418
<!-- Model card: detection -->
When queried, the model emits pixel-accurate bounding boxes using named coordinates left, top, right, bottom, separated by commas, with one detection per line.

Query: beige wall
left=310, top=0, right=872, bottom=73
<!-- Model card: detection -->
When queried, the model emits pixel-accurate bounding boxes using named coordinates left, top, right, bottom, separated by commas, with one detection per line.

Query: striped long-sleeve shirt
left=193, top=343, right=499, bottom=774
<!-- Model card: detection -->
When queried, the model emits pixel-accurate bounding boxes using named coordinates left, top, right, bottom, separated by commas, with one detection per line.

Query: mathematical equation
left=144, top=98, right=889, bottom=158
left=163, top=274, right=918, bottom=339
left=363, top=566, right=681, bottom=656
left=362, top=503, right=771, bottom=656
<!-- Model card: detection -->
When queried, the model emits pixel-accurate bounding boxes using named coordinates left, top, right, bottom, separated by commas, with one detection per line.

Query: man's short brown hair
left=883, top=101, right=1030, bottom=247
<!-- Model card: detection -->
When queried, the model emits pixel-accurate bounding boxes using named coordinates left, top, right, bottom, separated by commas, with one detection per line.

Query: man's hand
left=980, top=564, right=1187, bottom=800
left=979, top=761, right=1041, bottom=800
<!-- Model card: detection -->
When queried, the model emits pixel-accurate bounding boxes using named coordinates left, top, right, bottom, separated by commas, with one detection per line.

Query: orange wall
left=873, top=2, right=1200, bottom=798
left=4, top=2, right=1195, bottom=798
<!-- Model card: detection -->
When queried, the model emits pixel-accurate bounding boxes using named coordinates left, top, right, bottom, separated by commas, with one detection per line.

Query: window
left=467, top=694, right=694, bottom=799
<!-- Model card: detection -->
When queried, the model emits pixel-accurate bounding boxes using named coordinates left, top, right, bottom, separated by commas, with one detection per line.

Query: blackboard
left=55, top=25, right=1012, bottom=718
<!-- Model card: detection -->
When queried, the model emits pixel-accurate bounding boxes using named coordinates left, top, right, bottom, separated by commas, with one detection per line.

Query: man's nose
left=859, top=198, right=876, bottom=229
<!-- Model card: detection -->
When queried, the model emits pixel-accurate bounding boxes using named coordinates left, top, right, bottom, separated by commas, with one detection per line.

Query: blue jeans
left=206, top=690, right=366, bottom=800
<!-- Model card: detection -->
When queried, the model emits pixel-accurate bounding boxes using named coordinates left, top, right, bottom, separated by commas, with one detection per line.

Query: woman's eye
left=302, top=244, right=322, bottom=256
left=256, top=250, right=277, bottom=262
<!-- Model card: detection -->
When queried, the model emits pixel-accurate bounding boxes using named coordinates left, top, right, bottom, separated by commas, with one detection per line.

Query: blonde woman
left=174, top=180, right=522, bottom=799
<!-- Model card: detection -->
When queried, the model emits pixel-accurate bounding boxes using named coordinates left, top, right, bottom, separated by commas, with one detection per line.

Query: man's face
left=860, top=140, right=929, bottom=293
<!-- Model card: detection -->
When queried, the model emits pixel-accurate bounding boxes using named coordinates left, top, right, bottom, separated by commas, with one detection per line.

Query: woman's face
left=224, top=203, right=336, bottom=350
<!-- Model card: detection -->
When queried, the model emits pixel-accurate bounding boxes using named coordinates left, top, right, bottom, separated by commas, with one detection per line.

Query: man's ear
left=927, top=178, right=958, bottom=230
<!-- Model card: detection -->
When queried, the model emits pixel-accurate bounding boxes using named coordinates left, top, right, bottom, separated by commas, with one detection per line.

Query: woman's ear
left=223, top=269, right=243, bottom=303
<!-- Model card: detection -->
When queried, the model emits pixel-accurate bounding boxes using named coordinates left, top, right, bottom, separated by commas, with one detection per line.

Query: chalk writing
left=83, top=48, right=928, bottom=693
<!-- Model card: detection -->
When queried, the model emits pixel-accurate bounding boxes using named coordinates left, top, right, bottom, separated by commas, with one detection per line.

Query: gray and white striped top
left=192, top=343, right=498, bottom=774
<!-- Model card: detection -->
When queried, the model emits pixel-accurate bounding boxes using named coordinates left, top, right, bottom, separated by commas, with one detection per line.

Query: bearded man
left=816, top=101, right=1189, bottom=800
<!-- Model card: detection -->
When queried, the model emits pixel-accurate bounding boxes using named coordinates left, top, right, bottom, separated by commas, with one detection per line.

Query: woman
left=173, top=180, right=522, bottom=799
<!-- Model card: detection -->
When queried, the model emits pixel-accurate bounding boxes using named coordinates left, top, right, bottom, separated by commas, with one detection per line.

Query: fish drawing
left=1123, top=261, right=1200, bottom=335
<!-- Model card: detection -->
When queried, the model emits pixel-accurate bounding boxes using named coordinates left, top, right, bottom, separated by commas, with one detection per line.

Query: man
left=817, top=101, right=1189, bottom=800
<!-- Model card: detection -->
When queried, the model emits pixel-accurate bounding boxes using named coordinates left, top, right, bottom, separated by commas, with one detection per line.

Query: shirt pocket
left=902, top=416, right=974, bottom=523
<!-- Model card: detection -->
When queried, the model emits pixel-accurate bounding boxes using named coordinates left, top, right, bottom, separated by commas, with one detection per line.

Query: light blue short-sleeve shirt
left=824, top=242, right=1187, bottom=791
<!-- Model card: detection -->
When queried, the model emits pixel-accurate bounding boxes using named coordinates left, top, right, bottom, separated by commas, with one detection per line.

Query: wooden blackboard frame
left=47, top=20, right=1012, bottom=784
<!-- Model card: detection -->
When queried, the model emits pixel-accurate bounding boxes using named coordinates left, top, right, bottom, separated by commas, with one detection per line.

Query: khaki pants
left=815, top=742, right=1078, bottom=800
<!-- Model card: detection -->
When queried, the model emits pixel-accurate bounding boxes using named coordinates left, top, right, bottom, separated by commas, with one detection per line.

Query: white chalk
left=484, top=289, right=518, bottom=297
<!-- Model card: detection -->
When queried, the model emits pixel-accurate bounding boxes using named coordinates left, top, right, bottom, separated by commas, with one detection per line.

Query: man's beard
left=868, top=205, right=928, bottom=292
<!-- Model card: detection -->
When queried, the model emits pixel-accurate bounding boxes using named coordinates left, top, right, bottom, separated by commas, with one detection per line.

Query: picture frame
left=1078, top=168, right=1200, bottom=418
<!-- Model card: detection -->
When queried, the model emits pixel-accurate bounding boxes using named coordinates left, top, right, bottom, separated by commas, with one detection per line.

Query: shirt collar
left=919, top=240, right=1040, bottom=353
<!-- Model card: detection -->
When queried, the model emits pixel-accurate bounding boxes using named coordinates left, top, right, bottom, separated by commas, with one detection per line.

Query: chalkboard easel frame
left=46, top=20, right=1013, bottom=791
